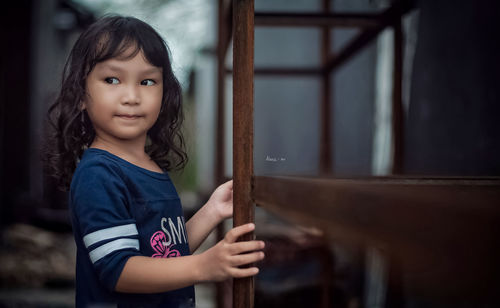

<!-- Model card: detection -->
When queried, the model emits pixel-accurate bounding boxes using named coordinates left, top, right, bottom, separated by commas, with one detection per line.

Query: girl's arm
left=186, top=180, right=234, bottom=253
left=116, top=223, right=264, bottom=293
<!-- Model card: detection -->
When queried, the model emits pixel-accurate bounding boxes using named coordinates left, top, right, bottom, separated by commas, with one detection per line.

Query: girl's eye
left=141, top=79, right=156, bottom=86
left=105, top=77, right=119, bottom=84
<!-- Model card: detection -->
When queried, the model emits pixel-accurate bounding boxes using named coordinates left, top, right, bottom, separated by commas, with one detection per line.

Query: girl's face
left=83, top=47, right=163, bottom=148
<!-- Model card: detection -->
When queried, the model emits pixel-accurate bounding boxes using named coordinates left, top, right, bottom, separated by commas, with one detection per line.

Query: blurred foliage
left=169, top=94, right=198, bottom=192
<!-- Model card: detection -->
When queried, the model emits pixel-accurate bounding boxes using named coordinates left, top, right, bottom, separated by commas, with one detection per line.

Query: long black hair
left=43, top=15, right=188, bottom=191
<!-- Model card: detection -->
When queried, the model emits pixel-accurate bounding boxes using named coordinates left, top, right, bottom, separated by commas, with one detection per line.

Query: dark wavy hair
left=43, top=15, right=188, bottom=191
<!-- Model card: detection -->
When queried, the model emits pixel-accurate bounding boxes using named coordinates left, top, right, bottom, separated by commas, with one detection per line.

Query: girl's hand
left=208, top=179, right=233, bottom=221
left=197, top=223, right=265, bottom=282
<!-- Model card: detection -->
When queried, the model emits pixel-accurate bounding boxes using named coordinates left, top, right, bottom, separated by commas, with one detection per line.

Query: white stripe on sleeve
left=88, top=238, right=140, bottom=264
left=83, top=223, right=138, bottom=248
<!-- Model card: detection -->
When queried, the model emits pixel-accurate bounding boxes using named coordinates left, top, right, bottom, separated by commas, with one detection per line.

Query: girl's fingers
left=230, top=251, right=265, bottom=267
left=225, top=223, right=255, bottom=243
left=229, top=240, right=265, bottom=255
left=220, top=179, right=233, bottom=190
left=230, top=267, right=260, bottom=278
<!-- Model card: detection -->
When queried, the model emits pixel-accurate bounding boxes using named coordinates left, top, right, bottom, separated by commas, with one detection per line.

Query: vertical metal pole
left=387, top=18, right=405, bottom=306
left=391, top=18, right=403, bottom=174
left=320, top=1, right=333, bottom=307
left=232, top=0, right=255, bottom=308
left=216, top=0, right=227, bottom=186
left=216, top=1, right=228, bottom=306
left=320, top=0, right=333, bottom=176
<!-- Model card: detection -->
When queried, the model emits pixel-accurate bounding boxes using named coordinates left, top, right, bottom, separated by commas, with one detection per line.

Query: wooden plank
left=255, top=12, right=381, bottom=28
left=325, top=0, right=414, bottom=73
left=233, top=0, right=255, bottom=307
left=252, top=175, right=500, bottom=297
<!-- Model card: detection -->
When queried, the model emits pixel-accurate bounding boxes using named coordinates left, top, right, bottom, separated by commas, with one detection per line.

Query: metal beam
left=253, top=175, right=500, bottom=296
left=391, top=18, right=404, bottom=174
left=233, top=0, right=255, bottom=307
left=253, top=175, right=500, bottom=246
left=325, top=0, right=414, bottom=73
left=255, top=12, right=381, bottom=28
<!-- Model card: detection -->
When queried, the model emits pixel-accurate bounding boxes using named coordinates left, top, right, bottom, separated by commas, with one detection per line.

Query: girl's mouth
left=116, top=114, right=141, bottom=119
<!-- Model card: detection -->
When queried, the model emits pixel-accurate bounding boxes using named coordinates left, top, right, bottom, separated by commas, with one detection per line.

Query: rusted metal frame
left=252, top=174, right=500, bottom=298
left=385, top=13, right=405, bottom=307
left=253, top=175, right=500, bottom=299
left=227, top=3, right=412, bottom=78
left=221, top=0, right=233, bottom=60
left=253, top=67, right=322, bottom=76
left=319, top=73, right=332, bottom=171
left=215, top=1, right=234, bottom=184
left=226, top=67, right=321, bottom=75
left=324, top=26, right=380, bottom=73
left=320, top=0, right=332, bottom=177
left=232, top=0, right=255, bottom=307
left=216, top=1, right=232, bottom=307
left=317, top=2, right=333, bottom=307
left=252, top=175, right=500, bottom=250
left=391, top=17, right=403, bottom=174
left=324, top=0, right=413, bottom=74
left=216, top=0, right=228, bottom=187
left=236, top=2, right=412, bottom=78
left=216, top=0, right=234, bottom=185
left=255, top=12, right=381, bottom=28
left=384, top=253, right=405, bottom=308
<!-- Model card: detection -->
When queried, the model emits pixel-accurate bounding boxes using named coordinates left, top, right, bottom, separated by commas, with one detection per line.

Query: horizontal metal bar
left=225, top=67, right=323, bottom=76
left=255, top=12, right=381, bottom=28
left=252, top=174, right=500, bottom=296
left=325, top=0, right=415, bottom=73
left=253, top=175, right=500, bottom=247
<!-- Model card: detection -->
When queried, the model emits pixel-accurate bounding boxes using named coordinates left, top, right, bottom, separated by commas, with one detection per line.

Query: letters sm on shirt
left=161, top=216, right=188, bottom=246
left=149, top=216, right=188, bottom=259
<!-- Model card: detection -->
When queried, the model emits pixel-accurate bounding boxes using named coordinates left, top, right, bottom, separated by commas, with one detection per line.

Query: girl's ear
left=80, top=101, right=86, bottom=111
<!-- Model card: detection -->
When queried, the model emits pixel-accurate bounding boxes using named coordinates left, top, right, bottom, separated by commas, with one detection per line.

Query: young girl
left=44, top=15, right=264, bottom=307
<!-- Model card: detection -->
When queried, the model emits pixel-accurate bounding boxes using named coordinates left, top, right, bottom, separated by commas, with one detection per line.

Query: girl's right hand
left=197, top=223, right=265, bottom=282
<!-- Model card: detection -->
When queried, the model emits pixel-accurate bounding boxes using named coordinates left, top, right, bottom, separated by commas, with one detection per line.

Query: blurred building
left=0, top=0, right=94, bottom=229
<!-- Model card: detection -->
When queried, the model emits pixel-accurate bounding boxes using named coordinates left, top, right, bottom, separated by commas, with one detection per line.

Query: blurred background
left=0, top=0, right=499, bottom=307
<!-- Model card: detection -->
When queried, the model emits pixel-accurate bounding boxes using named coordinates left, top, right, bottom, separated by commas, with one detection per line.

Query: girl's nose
left=121, top=85, right=141, bottom=105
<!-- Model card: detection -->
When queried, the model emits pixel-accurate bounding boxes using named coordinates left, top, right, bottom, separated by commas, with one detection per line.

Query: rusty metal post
left=216, top=1, right=229, bottom=306
left=232, top=0, right=255, bottom=307
left=391, top=18, right=403, bottom=174
left=216, top=0, right=227, bottom=187
left=319, top=1, right=333, bottom=304
left=320, top=0, right=333, bottom=176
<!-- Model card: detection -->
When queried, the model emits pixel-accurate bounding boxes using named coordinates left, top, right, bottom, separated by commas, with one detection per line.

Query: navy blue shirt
left=69, top=148, right=195, bottom=307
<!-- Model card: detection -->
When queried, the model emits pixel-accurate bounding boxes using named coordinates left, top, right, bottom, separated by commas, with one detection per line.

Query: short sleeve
left=70, top=159, right=142, bottom=291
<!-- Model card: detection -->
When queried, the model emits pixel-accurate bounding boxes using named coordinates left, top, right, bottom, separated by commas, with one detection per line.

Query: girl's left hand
left=208, top=179, right=233, bottom=221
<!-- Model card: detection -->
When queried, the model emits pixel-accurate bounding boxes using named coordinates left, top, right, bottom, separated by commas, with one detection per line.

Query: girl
left=44, top=15, right=264, bottom=307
